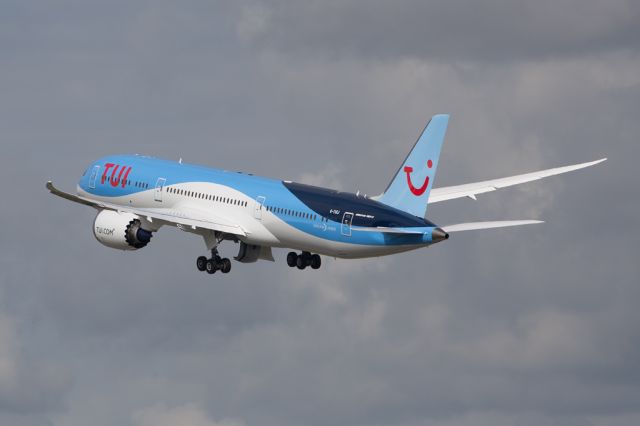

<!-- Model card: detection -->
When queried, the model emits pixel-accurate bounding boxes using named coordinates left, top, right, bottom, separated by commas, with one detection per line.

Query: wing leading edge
left=46, top=181, right=246, bottom=236
left=428, top=158, right=606, bottom=204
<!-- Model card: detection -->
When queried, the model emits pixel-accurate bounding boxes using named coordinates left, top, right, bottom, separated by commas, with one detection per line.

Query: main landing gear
left=197, top=248, right=231, bottom=274
left=287, top=251, right=321, bottom=270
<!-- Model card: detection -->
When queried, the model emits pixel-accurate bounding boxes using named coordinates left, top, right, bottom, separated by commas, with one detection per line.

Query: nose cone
left=431, top=227, right=449, bottom=243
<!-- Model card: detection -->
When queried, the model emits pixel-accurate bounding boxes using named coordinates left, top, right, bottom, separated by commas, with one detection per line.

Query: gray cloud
left=0, top=0, right=639, bottom=425
left=236, top=0, right=640, bottom=61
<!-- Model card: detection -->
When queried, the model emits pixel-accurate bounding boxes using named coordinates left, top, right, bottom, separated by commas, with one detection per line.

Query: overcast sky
left=1, top=1, right=639, bottom=425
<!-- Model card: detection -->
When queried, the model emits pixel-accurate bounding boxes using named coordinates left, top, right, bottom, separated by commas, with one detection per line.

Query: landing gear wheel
left=287, top=252, right=298, bottom=267
left=205, top=259, right=217, bottom=274
left=296, top=256, right=306, bottom=270
left=196, top=256, right=208, bottom=272
left=221, top=258, right=232, bottom=274
left=310, top=254, right=321, bottom=269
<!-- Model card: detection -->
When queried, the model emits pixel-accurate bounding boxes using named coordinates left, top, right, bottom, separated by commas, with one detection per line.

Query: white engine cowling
left=93, top=210, right=153, bottom=250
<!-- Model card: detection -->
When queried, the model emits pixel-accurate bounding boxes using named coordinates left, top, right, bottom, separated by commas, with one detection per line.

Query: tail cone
left=432, top=227, right=449, bottom=243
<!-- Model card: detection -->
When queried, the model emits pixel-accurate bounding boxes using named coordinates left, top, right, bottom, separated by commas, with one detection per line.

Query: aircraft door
left=341, top=212, right=354, bottom=236
left=254, top=196, right=266, bottom=220
left=88, top=165, right=100, bottom=189
left=154, top=178, right=166, bottom=202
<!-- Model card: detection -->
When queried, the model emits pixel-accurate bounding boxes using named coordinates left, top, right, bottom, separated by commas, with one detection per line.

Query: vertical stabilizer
left=375, top=114, right=449, bottom=218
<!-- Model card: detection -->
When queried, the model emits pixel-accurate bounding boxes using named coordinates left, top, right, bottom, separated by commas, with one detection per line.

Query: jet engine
left=93, top=210, right=153, bottom=250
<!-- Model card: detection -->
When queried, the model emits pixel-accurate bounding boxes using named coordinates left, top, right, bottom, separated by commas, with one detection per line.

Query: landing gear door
left=341, top=212, right=354, bottom=236
left=154, top=177, right=166, bottom=202
left=254, top=196, right=266, bottom=220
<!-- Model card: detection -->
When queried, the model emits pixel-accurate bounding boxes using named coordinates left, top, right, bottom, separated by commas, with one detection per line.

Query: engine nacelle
left=93, top=210, right=153, bottom=250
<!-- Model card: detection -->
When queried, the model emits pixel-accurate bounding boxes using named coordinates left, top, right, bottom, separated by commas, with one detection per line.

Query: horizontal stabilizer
left=441, top=220, right=544, bottom=233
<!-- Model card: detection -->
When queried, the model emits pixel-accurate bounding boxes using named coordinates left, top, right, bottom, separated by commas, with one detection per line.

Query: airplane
left=46, top=114, right=606, bottom=275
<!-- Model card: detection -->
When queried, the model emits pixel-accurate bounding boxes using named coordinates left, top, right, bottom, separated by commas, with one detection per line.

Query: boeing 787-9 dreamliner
left=47, top=115, right=605, bottom=275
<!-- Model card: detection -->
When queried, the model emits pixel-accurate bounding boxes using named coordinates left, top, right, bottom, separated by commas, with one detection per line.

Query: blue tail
left=375, top=114, right=449, bottom=218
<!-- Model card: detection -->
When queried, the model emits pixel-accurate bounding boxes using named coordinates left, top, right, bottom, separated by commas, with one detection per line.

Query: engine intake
left=93, top=210, right=153, bottom=250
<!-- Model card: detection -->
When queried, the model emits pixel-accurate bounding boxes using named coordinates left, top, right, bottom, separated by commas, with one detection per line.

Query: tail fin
left=375, top=114, right=449, bottom=218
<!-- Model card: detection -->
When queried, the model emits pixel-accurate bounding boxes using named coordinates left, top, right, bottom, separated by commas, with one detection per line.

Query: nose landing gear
left=196, top=248, right=231, bottom=274
left=287, top=251, right=321, bottom=270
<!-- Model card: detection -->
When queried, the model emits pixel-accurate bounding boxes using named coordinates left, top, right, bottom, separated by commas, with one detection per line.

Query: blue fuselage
left=77, top=155, right=441, bottom=258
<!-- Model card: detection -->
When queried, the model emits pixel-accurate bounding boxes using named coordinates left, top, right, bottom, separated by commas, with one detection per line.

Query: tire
left=221, top=258, right=232, bottom=274
left=287, top=252, right=298, bottom=267
left=296, top=256, right=306, bottom=270
left=310, top=254, right=321, bottom=269
left=205, top=259, right=217, bottom=274
left=196, top=256, right=208, bottom=271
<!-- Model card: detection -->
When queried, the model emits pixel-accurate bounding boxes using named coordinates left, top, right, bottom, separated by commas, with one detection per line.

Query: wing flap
left=126, top=205, right=246, bottom=236
left=428, top=158, right=606, bottom=204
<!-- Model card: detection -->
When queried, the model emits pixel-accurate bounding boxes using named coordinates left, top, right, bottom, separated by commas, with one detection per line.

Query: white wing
left=46, top=181, right=246, bottom=236
left=428, top=158, right=606, bottom=204
left=441, top=220, right=543, bottom=233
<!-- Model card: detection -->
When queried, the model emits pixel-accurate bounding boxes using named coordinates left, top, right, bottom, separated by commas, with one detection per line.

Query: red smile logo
left=404, top=159, right=433, bottom=196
